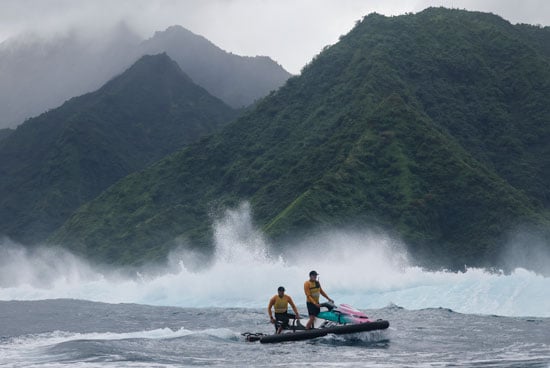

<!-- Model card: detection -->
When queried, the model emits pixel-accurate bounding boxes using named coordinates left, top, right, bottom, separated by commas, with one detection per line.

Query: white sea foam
left=0, top=327, right=236, bottom=367
left=0, top=203, right=549, bottom=317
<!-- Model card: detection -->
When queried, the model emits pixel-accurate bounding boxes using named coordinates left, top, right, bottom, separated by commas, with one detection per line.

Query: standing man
left=268, top=286, right=301, bottom=334
left=304, top=270, right=333, bottom=329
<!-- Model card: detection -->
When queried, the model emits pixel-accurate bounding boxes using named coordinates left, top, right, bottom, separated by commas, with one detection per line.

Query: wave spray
left=0, top=203, right=548, bottom=317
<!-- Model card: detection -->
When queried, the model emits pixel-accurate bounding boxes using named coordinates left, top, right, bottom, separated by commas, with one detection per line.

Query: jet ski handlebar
left=320, top=301, right=336, bottom=310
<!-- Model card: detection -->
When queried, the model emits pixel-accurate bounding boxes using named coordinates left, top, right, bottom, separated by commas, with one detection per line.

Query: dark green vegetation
left=0, top=128, right=13, bottom=142
left=0, top=53, right=237, bottom=244
left=516, top=23, right=550, bottom=58
left=50, top=8, right=550, bottom=270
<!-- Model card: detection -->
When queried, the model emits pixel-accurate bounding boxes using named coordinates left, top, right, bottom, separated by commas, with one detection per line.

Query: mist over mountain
left=0, top=24, right=291, bottom=129
left=0, top=23, right=141, bottom=129
left=51, top=8, right=550, bottom=272
left=141, top=25, right=291, bottom=109
left=0, top=53, right=237, bottom=246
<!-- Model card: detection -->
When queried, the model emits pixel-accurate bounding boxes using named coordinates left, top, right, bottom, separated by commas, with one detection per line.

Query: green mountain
left=0, top=53, right=237, bottom=244
left=52, top=8, right=550, bottom=270
left=516, top=23, right=550, bottom=58
left=0, top=129, right=13, bottom=142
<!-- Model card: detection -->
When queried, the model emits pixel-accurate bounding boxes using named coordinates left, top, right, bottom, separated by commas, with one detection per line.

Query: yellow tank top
left=305, top=280, right=321, bottom=303
left=273, top=295, right=290, bottom=313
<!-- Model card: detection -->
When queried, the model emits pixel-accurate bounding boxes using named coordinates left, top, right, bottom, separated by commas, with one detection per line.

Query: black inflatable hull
left=259, top=320, right=389, bottom=344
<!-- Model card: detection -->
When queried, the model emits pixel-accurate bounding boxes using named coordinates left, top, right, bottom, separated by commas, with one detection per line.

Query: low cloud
left=3, top=1, right=548, bottom=75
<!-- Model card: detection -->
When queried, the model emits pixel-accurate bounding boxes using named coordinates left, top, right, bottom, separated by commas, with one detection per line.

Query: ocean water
left=1, top=299, right=549, bottom=367
left=1, top=204, right=549, bottom=367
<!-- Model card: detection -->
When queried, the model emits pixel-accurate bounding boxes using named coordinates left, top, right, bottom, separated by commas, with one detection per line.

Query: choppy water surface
left=1, top=299, right=549, bottom=367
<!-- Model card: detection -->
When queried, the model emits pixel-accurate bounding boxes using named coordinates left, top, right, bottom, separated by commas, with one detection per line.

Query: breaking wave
left=1, top=203, right=549, bottom=317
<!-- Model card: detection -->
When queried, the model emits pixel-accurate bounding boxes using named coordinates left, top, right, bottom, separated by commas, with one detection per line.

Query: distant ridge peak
left=140, top=24, right=291, bottom=108
left=134, top=52, right=178, bottom=67
left=148, top=24, right=215, bottom=48
left=162, top=25, right=197, bottom=35
left=119, top=52, right=191, bottom=82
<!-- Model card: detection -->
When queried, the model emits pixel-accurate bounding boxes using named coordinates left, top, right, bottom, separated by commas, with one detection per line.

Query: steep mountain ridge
left=0, top=25, right=291, bottom=129
left=141, top=25, right=291, bottom=108
left=0, top=53, right=237, bottom=244
left=52, top=8, right=550, bottom=270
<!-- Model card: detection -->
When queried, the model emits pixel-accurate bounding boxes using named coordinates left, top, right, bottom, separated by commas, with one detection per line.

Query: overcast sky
left=1, top=0, right=548, bottom=74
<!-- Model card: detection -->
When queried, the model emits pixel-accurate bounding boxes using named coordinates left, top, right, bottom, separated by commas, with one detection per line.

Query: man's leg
left=306, top=315, right=315, bottom=329
left=274, top=313, right=288, bottom=334
left=274, top=314, right=281, bottom=333
left=305, top=302, right=319, bottom=329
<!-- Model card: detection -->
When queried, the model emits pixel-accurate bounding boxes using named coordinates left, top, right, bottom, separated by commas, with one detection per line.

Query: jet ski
left=243, top=302, right=389, bottom=343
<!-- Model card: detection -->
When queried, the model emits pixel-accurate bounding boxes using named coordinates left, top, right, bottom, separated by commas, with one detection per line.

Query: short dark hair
left=309, top=270, right=318, bottom=276
left=277, top=286, right=285, bottom=292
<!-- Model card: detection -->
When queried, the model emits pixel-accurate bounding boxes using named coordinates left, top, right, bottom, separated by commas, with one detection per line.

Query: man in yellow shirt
left=267, top=286, right=301, bottom=334
left=304, top=270, right=333, bottom=329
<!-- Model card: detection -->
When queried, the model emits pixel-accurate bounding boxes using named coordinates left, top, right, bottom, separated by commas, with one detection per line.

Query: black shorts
left=274, top=312, right=296, bottom=330
left=307, top=302, right=320, bottom=316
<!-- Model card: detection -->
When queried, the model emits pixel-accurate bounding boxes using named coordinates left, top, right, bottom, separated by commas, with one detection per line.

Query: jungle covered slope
left=53, top=8, right=550, bottom=270
left=0, top=53, right=237, bottom=244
